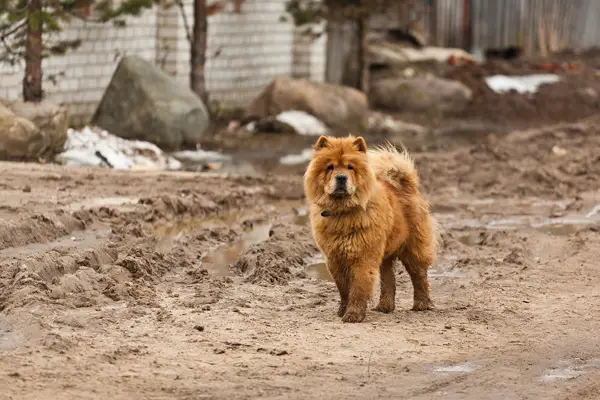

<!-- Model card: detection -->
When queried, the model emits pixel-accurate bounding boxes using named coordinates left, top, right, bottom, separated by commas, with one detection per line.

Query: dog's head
left=304, top=135, right=375, bottom=210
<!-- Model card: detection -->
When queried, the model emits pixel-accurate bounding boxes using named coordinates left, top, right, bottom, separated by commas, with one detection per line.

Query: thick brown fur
left=304, top=135, right=439, bottom=323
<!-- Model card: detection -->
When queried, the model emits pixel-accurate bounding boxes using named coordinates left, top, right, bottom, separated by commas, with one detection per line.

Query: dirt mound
left=233, top=223, right=317, bottom=285
left=417, top=118, right=600, bottom=199
left=444, top=60, right=600, bottom=126
left=0, top=212, right=85, bottom=250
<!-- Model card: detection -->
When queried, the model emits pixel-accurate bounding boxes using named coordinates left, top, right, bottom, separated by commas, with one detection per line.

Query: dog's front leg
left=327, top=260, right=349, bottom=317
left=342, top=261, right=379, bottom=323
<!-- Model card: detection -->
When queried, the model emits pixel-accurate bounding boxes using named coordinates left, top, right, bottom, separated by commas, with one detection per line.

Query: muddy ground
left=1, top=106, right=600, bottom=399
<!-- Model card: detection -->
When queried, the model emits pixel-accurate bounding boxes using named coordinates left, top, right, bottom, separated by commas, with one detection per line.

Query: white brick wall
left=0, top=9, right=157, bottom=125
left=0, top=0, right=327, bottom=125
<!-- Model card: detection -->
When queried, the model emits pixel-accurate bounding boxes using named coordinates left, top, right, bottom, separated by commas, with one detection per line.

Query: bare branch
left=0, top=20, right=27, bottom=40
left=175, top=0, right=191, bottom=42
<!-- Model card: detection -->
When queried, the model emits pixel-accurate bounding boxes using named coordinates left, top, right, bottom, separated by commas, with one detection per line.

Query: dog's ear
left=352, top=136, right=367, bottom=153
left=314, top=136, right=329, bottom=150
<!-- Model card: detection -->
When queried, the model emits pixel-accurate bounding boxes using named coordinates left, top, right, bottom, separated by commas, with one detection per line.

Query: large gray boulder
left=370, top=76, right=472, bottom=114
left=246, top=77, right=369, bottom=133
left=92, top=56, right=210, bottom=150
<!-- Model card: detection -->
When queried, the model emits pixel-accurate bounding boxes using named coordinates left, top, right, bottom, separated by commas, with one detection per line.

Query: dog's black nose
left=335, top=174, right=348, bottom=185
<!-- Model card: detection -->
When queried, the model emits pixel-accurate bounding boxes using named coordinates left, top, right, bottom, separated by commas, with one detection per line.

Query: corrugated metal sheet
left=371, top=0, right=600, bottom=55
left=468, top=0, right=583, bottom=54
left=326, top=0, right=600, bottom=84
left=575, top=0, right=600, bottom=48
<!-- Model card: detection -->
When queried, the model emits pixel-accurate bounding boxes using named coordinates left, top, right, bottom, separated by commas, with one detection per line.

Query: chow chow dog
left=304, top=135, right=439, bottom=323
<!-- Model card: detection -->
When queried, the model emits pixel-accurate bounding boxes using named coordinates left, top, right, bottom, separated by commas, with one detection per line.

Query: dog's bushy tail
left=368, top=142, right=443, bottom=258
left=367, top=142, right=419, bottom=193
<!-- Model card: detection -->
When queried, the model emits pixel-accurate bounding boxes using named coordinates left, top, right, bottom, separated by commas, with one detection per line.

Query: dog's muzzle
left=333, top=174, right=348, bottom=197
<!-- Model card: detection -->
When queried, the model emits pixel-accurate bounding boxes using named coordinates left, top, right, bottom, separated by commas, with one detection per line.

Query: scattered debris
left=369, top=42, right=475, bottom=66
left=170, top=149, right=232, bottom=164
left=55, top=126, right=182, bottom=170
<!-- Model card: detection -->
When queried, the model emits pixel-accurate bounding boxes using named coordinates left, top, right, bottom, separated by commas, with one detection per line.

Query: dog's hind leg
left=374, top=257, right=396, bottom=313
left=400, top=200, right=437, bottom=311
left=400, top=242, right=434, bottom=311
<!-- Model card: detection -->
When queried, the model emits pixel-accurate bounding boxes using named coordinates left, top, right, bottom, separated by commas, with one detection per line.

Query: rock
left=246, top=77, right=369, bottom=133
left=0, top=101, right=14, bottom=117
left=368, top=111, right=428, bottom=136
left=369, top=42, right=475, bottom=65
left=6, top=100, right=68, bottom=155
left=370, top=76, right=472, bottom=114
left=0, top=114, right=51, bottom=161
left=92, top=56, right=210, bottom=151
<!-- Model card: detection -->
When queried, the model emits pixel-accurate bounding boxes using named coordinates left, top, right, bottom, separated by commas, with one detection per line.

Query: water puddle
left=432, top=361, right=478, bottom=373
left=305, top=256, right=466, bottom=282
left=540, top=358, right=600, bottom=382
left=305, top=262, right=334, bottom=282
left=292, top=207, right=309, bottom=226
left=154, top=208, right=269, bottom=254
left=429, top=268, right=467, bottom=279
left=155, top=213, right=254, bottom=237
left=302, top=254, right=333, bottom=282
left=442, top=206, right=600, bottom=235
left=201, top=222, right=273, bottom=276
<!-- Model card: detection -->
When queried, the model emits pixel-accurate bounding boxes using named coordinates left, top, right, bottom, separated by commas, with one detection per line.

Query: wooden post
left=357, top=16, right=369, bottom=94
left=23, top=0, right=43, bottom=102
left=191, top=0, right=208, bottom=103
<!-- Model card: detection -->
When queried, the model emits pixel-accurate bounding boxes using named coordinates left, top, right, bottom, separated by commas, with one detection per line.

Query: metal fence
left=424, top=0, right=599, bottom=54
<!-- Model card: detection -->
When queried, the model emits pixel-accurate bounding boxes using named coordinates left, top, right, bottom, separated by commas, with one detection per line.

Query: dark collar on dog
left=321, top=210, right=347, bottom=217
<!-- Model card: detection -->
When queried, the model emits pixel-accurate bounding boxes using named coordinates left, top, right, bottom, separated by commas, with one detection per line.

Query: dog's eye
left=347, top=165, right=354, bottom=170
left=327, top=165, right=334, bottom=171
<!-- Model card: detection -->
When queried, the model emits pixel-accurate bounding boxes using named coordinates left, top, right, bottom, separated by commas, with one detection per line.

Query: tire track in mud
left=0, top=174, right=318, bottom=319
left=2, top=117, right=600, bottom=398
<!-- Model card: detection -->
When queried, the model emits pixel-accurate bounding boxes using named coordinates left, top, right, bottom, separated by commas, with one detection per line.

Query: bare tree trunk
left=191, top=0, right=208, bottom=103
left=357, top=17, right=369, bottom=94
left=23, top=0, right=43, bottom=102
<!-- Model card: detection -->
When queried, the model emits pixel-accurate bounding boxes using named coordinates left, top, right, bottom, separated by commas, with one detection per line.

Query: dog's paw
left=341, top=309, right=366, bottom=323
left=411, top=299, right=435, bottom=311
left=373, top=303, right=395, bottom=314
left=337, top=303, right=347, bottom=317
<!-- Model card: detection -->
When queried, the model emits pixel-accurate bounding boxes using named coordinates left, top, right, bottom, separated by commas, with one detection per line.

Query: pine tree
left=191, top=0, right=207, bottom=102
left=0, top=0, right=155, bottom=102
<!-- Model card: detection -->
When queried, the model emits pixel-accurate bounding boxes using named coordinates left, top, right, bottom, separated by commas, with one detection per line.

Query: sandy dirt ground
left=1, top=109, right=600, bottom=399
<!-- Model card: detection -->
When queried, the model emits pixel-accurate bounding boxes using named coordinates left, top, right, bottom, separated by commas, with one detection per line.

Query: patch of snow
left=275, top=110, right=328, bottom=136
left=485, top=74, right=560, bottom=94
left=245, top=110, right=329, bottom=136
left=280, top=148, right=313, bottom=165
left=56, top=126, right=182, bottom=171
